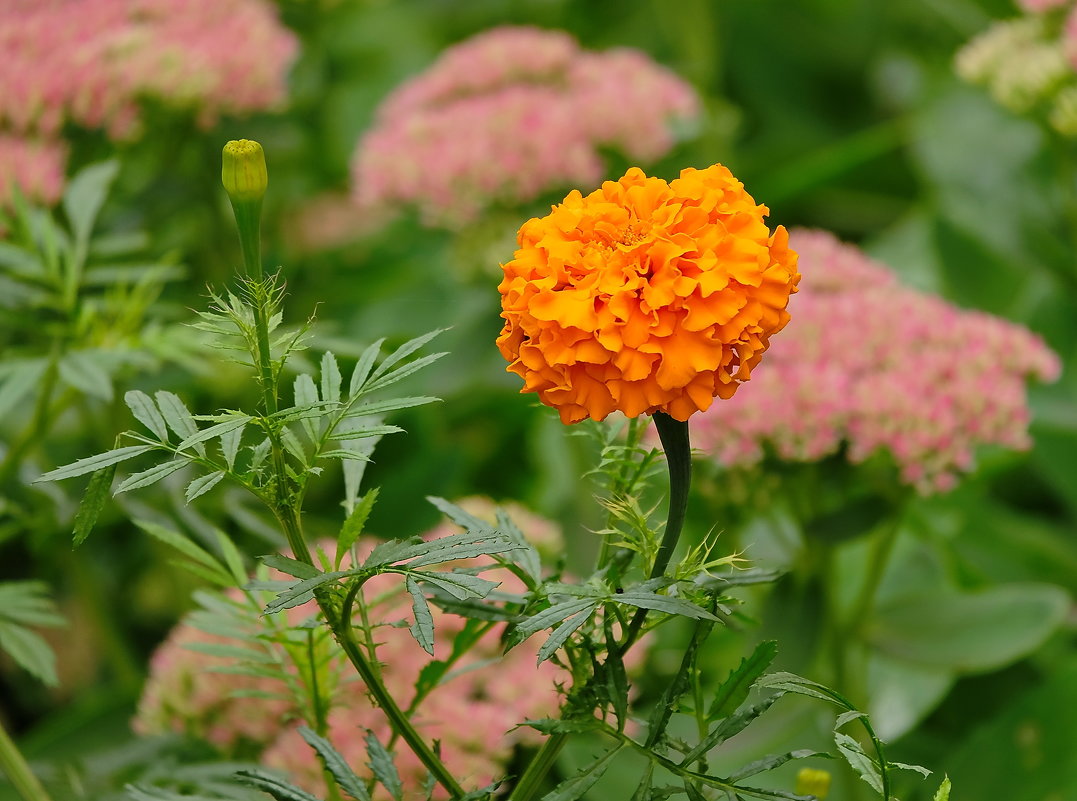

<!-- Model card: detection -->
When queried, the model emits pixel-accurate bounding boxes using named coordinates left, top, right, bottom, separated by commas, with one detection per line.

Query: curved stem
left=0, top=720, right=53, bottom=801
left=507, top=733, right=568, bottom=801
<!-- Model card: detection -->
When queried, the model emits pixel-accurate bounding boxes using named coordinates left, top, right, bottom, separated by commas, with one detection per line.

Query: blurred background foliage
left=1, top=1, right=1075, bottom=800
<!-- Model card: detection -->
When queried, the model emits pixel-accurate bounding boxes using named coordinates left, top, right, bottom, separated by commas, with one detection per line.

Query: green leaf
left=156, top=391, right=205, bottom=456
left=186, top=471, right=226, bottom=503
left=514, top=599, right=598, bottom=639
left=682, top=695, right=783, bottom=764
left=758, top=673, right=850, bottom=708
left=406, top=578, right=435, bottom=656
left=344, top=396, right=441, bottom=417
left=319, top=449, right=373, bottom=462
left=364, top=731, right=403, bottom=801
left=260, top=554, right=321, bottom=580
left=321, top=352, right=342, bottom=405
left=0, top=361, right=45, bottom=419
left=414, top=570, right=498, bottom=601
left=59, top=351, right=113, bottom=401
left=125, top=390, right=169, bottom=441
left=537, top=607, right=592, bottom=663
left=933, top=776, right=951, bottom=801
left=709, top=641, right=779, bottom=720
left=327, top=424, right=404, bottom=441
left=867, top=584, right=1071, bottom=672
left=834, top=732, right=883, bottom=795
left=235, top=768, right=322, bottom=801
left=115, top=459, right=188, bottom=494
left=72, top=461, right=117, bottom=546
left=176, top=416, right=253, bottom=453
left=367, top=329, right=445, bottom=384
left=427, top=496, right=498, bottom=534
left=683, top=782, right=708, bottom=801
left=63, top=160, right=118, bottom=255
left=263, top=571, right=349, bottom=614
left=293, top=373, right=320, bottom=443
left=221, top=424, right=243, bottom=470
left=603, top=616, right=629, bottom=729
left=36, top=444, right=154, bottom=483
left=363, top=352, right=447, bottom=394
left=496, top=507, right=542, bottom=584
left=337, top=488, right=379, bottom=568
left=296, top=726, right=371, bottom=801
left=0, top=620, right=58, bottom=686
left=613, top=591, right=719, bottom=621
left=541, top=746, right=622, bottom=801
left=728, top=751, right=829, bottom=783
left=215, top=530, right=249, bottom=588
left=349, top=337, right=385, bottom=396
left=137, top=520, right=235, bottom=587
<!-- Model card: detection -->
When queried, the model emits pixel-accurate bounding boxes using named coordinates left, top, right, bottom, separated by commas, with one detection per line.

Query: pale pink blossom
left=692, top=230, right=1061, bottom=494
left=0, top=135, right=66, bottom=205
left=352, top=26, right=699, bottom=228
left=1018, top=0, right=1070, bottom=12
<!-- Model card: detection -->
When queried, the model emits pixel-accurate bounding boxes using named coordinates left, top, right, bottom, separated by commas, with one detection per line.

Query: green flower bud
left=795, top=767, right=831, bottom=800
left=222, top=139, right=268, bottom=202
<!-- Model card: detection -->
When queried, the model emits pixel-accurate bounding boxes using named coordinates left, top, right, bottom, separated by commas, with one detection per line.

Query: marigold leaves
left=124, top=390, right=169, bottom=441
left=682, top=694, right=783, bottom=765
left=362, top=352, right=447, bottom=395
left=72, top=459, right=118, bottom=546
left=186, top=470, right=226, bottom=503
left=327, top=425, right=404, bottom=441
left=214, top=529, right=248, bottom=590
left=349, top=337, right=385, bottom=397
left=320, top=351, right=342, bottom=405
left=513, top=599, right=598, bottom=642
left=337, top=488, right=379, bottom=569
left=220, top=425, right=243, bottom=471
left=0, top=361, right=44, bottom=420
left=176, top=415, right=253, bottom=454
left=0, top=584, right=63, bottom=686
left=344, top=396, right=441, bottom=417
left=367, top=328, right=446, bottom=385
left=727, top=751, right=831, bottom=783
left=496, top=507, right=542, bottom=584
left=541, top=745, right=622, bottom=801
left=59, top=354, right=113, bottom=402
left=612, top=590, right=718, bottom=621
left=319, top=449, right=373, bottom=462
left=427, top=496, right=498, bottom=534
left=406, top=578, right=436, bottom=656
left=137, top=520, right=236, bottom=589
left=36, top=444, right=154, bottom=483
left=709, top=640, right=779, bottom=721
left=263, top=571, right=350, bottom=615
left=293, top=373, right=320, bottom=443
left=363, top=530, right=518, bottom=569
left=235, top=768, right=322, bottom=801
left=835, top=732, right=884, bottom=795
left=115, top=459, right=188, bottom=494
left=537, top=607, right=592, bottom=664
left=296, top=726, right=371, bottom=801
left=260, top=554, right=320, bottom=580
left=934, top=776, right=952, bottom=801
left=412, top=570, right=498, bottom=601
left=155, top=391, right=204, bottom=455
left=0, top=622, right=58, bottom=687
left=603, top=615, right=630, bottom=730
left=364, top=732, right=403, bottom=801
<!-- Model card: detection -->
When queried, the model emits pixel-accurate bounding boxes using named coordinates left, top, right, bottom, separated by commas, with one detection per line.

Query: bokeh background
left=1, top=1, right=1075, bottom=800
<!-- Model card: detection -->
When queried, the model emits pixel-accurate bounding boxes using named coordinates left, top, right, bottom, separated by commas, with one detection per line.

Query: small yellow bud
left=795, top=767, right=831, bottom=800
left=222, top=139, right=268, bottom=202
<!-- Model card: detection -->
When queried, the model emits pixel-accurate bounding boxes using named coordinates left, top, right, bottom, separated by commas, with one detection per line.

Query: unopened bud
left=222, top=139, right=268, bottom=202
left=795, top=767, right=831, bottom=799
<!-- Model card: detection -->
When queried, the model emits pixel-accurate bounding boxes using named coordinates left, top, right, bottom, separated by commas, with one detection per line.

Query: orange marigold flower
left=497, top=164, right=800, bottom=424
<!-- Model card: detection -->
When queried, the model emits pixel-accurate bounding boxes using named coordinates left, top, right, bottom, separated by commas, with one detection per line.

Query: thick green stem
left=0, top=720, right=53, bottom=801
left=621, top=411, right=692, bottom=651
left=507, top=733, right=568, bottom=801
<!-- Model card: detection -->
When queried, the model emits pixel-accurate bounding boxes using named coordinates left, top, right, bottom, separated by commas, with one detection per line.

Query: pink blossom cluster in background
left=692, top=230, right=1061, bottom=494
left=0, top=0, right=296, bottom=205
left=0, top=135, right=67, bottom=206
left=135, top=499, right=569, bottom=799
left=352, top=26, right=700, bottom=228
left=956, top=0, right=1077, bottom=135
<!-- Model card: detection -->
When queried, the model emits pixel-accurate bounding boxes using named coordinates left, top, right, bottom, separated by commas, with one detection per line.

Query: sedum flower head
left=692, top=229, right=1061, bottom=494
left=497, top=164, right=800, bottom=424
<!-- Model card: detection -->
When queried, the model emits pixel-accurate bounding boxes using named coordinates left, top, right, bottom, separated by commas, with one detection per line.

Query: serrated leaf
left=296, top=726, right=371, bottom=801
left=183, top=642, right=275, bottom=663
left=758, top=673, right=849, bottom=708
left=220, top=424, right=243, bottom=470
left=709, top=641, right=779, bottom=720
left=263, top=571, right=349, bottom=615
left=514, top=599, right=598, bottom=639
left=328, top=424, right=404, bottom=441
left=176, top=416, right=252, bottom=453
left=365, top=732, right=403, bottom=801
left=337, top=488, right=379, bottom=569
left=125, top=390, right=169, bottom=441
left=344, top=396, right=440, bottom=417
left=156, top=391, right=205, bottom=456
left=137, top=520, right=235, bottom=586
left=363, top=352, right=447, bottom=394
left=235, top=768, right=322, bottom=801
left=407, top=578, right=435, bottom=656
left=72, top=461, right=117, bottom=546
left=0, top=621, right=58, bottom=686
left=36, top=444, right=154, bottom=483
left=537, top=607, right=592, bottom=663
left=368, top=329, right=445, bottom=384
left=427, top=496, right=498, bottom=534
left=281, top=426, right=308, bottom=465
left=321, top=352, right=342, bottom=405
left=186, top=470, right=226, bottom=503
left=294, top=373, right=320, bottom=443
left=349, top=338, right=385, bottom=396
left=541, top=746, right=621, bottom=801
left=933, top=776, right=951, bottom=801
left=614, top=591, right=718, bottom=621
left=414, top=571, right=498, bottom=601
left=728, top=750, right=829, bottom=783
left=496, top=508, right=542, bottom=584
left=115, top=459, right=188, bottom=494
left=260, top=554, right=321, bottom=580
left=834, top=732, right=883, bottom=794
left=319, top=449, right=373, bottom=462
left=64, top=160, right=118, bottom=255
left=216, top=530, right=248, bottom=587
left=603, top=616, right=629, bottom=729
left=682, top=695, right=783, bottom=764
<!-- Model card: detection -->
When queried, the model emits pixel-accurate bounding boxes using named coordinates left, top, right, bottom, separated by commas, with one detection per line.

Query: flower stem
left=0, top=720, right=53, bottom=801
left=507, top=733, right=568, bottom=801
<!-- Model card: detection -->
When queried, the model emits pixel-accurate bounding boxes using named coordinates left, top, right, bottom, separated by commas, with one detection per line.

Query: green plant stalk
left=510, top=412, right=693, bottom=801
left=0, top=720, right=53, bottom=801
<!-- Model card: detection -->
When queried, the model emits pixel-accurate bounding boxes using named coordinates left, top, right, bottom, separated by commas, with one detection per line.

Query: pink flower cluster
left=692, top=230, right=1061, bottom=494
left=135, top=499, right=569, bottom=799
left=0, top=0, right=296, bottom=204
left=1018, top=0, right=1070, bottom=12
left=0, top=135, right=66, bottom=206
left=352, top=26, right=699, bottom=227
